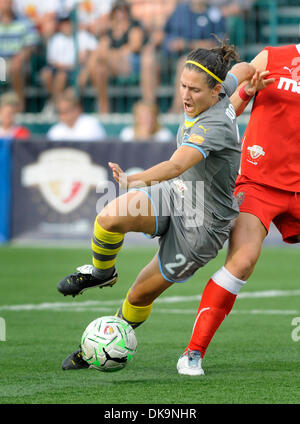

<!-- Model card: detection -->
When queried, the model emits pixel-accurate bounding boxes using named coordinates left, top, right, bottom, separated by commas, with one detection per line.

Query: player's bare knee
left=97, top=213, right=123, bottom=233
left=227, top=254, right=257, bottom=281
left=127, top=289, right=141, bottom=306
left=128, top=289, right=152, bottom=307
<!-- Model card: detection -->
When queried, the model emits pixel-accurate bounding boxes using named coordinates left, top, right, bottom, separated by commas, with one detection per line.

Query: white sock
left=211, top=266, right=247, bottom=295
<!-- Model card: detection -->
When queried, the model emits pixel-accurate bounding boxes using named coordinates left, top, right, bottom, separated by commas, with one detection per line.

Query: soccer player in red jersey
left=182, top=44, right=300, bottom=375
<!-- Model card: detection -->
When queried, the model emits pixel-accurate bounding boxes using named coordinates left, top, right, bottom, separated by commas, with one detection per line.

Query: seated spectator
left=76, top=29, right=99, bottom=90
left=119, top=100, right=174, bottom=143
left=0, top=0, right=40, bottom=111
left=0, top=91, right=31, bottom=139
left=128, top=0, right=177, bottom=106
left=40, top=13, right=98, bottom=114
left=208, top=1, right=255, bottom=48
left=87, top=0, right=147, bottom=114
left=163, top=0, right=227, bottom=113
left=13, top=0, right=61, bottom=39
left=128, top=0, right=176, bottom=37
left=163, top=0, right=226, bottom=56
left=47, top=88, right=106, bottom=141
left=208, top=0, right=255, bottom=18
left=64, top=0, right=115, bottom=37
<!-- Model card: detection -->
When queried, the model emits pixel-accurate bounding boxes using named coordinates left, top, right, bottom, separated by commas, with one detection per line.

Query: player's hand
left=245, top=70, right=275, bottom=96
left=108, top=162, right=128, bottom=189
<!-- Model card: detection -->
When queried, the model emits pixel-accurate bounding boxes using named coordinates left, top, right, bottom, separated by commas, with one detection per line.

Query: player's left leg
left=57, top=190, right=156, bottom=297
left=62, top=254, right=172, bottom=370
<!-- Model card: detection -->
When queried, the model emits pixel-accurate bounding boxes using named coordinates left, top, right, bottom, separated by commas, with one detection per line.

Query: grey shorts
left=133, top=182, right=231, bottom=283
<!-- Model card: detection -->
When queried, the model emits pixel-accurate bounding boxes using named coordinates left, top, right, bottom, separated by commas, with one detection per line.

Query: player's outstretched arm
left=229, top=61, right=256, bottom=87
left=108, top=144, right=204, bottom=189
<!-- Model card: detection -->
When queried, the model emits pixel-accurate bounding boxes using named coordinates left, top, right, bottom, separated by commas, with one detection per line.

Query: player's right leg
left=116, top=253, right=173, bottom=328
left=57, top=190, right=156, bottom=297
left=178, top=212, right=267, bottom=375
left=224, top=212, right=267, bottom=281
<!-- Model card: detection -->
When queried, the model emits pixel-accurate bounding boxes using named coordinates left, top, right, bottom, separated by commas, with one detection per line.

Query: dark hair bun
left=186, top=37, right=240, bottom=87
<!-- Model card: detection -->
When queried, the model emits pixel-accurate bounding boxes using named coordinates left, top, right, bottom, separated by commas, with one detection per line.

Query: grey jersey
left=134, top=74, right=240, bottom=282
left=172, top=72, right=241, bottom=227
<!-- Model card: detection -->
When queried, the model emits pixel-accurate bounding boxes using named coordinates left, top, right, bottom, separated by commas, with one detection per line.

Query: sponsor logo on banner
left=246, top=145, right=265, bottom=165
left=22, top=148, right=108, bottom=214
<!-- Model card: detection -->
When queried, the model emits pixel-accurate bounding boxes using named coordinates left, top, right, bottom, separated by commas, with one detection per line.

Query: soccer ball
left=81, top=316, right=137, bottom=372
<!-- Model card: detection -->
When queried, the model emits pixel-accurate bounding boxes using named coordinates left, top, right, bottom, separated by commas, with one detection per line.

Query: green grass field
left=0, top=244, right=300, bottom=405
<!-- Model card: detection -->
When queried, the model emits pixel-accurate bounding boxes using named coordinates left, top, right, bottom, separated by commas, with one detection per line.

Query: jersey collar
left=184, top=113, right=201, bottom=128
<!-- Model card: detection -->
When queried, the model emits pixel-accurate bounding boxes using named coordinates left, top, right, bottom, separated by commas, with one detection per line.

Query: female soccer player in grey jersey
left=57, top=41, right=257, bottom=373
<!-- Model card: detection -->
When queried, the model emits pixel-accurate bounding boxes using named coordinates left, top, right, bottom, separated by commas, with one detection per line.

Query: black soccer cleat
left=61, top=348, right=89, bottom=370
left=57, top=264, right=118, bottom=297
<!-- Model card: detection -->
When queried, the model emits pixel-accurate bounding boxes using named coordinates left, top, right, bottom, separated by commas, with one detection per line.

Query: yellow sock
left=116, top=290, right=153, bottom=329
left=92, top=218, right=124, bottom=278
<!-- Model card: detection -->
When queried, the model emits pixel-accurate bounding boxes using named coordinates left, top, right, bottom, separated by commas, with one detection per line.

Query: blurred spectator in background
left=47, top=88, right=106, bottom=141
left=0, top=0, right=39, bottom=111
left=129, top=0, right=177, bottom=106
left=208, top=1, right=255, bottom=50
left=208, top=0, right=255, bottom=18
left=76, top=28, right=99, bottom=91
left=119, top=100, right=174, bottom=142
left=41, top=13, right=98, bottom=115
left=87, top=0, right=147, bottom=114
left=163, top=0, right=227, bottom=113
left=128, top=0, right=176, bottom=40
left=64, top=0, right=115, bottom=37
left=0, top=91, right=30, bottom=139
left=13, top=0, right=61, bottom=39
left=163, top=0, right=226, bottom=61
left=139, top=0, right=227, bottom=110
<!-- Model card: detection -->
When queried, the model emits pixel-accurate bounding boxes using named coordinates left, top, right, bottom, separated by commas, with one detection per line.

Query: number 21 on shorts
left=165, top=254, right=194, bottom=278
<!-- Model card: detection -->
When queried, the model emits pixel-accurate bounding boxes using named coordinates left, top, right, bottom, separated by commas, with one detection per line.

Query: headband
left=185, top=60, right=223, bottom=83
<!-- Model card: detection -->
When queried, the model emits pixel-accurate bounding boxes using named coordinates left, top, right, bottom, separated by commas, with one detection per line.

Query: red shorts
left=234, top=181, right=300, bottom=244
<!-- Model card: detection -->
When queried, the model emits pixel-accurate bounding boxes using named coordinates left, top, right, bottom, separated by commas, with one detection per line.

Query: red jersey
left=236, top=44, right=300, bottom=192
